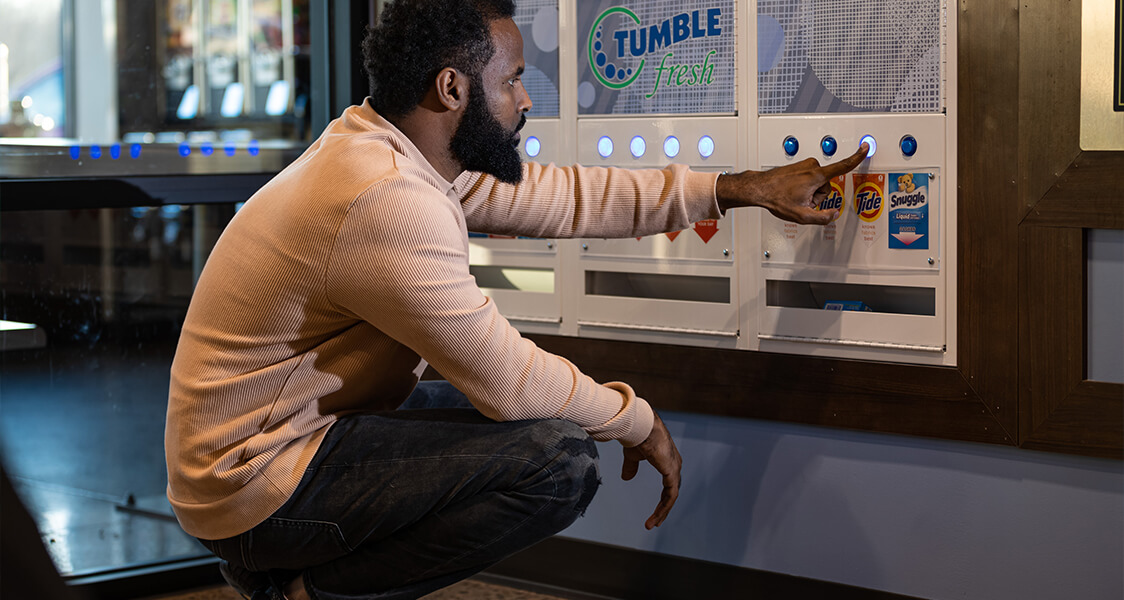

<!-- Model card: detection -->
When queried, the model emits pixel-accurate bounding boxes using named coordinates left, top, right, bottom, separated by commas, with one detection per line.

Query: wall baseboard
left=488, top=536, right=922, bottom=600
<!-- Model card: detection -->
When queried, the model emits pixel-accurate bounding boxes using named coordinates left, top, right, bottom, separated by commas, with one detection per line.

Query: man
left=165, top=1, right=868, bottom=599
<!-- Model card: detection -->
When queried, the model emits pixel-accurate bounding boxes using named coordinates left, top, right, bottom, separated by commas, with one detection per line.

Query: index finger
left=822, top=143, right=870, bottom=179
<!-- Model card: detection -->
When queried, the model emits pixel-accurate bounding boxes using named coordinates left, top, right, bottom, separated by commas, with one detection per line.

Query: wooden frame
left=526, top=0, right=1122, bottom=458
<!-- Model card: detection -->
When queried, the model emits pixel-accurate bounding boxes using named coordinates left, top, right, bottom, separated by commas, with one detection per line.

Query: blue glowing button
left=783, top=136, right=799, bottom=157
left=663, top=136, right=680, bottom=158
left=860, top=135, right=877, bottom=158
left=201, top=143, right=214, bottom=156
left=597, top=136, right=614, bottom=158
left=821, top=136, right=837, bottom=157
left=130, top=144, right=142, bottom=159
left=900, top=134, right=918, bottom=157
left=109, top=144, right=121, bottom=160
left=179, top=143, right=191, bottom=157
left=248, top=140, right=260, bottom=156
left=224, top=144, right=236, bottom=157
left=630, top=135, right=646, bottom=158
left=90, top=145, right=102, bottom=159
left=525, top=136, right=541, bottom=158
left=698, top=135, right=715, bottom=158
left=69, top=146, right=81, bottom=160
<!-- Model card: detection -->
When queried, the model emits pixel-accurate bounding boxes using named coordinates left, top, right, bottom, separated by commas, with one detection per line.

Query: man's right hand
left=621, top=410, right=681, bottom=530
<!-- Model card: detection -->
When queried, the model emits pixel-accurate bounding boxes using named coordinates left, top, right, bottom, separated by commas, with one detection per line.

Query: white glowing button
left=525, top=136, right=541, bottom=157
left=663, top=136, right=680, bottom=158
left=860, top=134, right=877, bottom=158
left=630, top=136, right=646, bottom=158
left=698, top=135, right=715, bottom=158
left=597, top=136, right=614, bottom=158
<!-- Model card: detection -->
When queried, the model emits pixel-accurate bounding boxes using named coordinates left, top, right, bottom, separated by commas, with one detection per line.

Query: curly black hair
left=363, top=0, right=516, bottom=120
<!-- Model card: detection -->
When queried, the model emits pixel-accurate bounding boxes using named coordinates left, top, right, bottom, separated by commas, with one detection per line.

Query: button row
left=522, top=136, right=719, bottom=160
left=781, top=134, right=918, bottom=158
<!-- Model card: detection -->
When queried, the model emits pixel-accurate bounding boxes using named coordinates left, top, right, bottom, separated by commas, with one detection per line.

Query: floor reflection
left=1, top=340, right=208, bottom=576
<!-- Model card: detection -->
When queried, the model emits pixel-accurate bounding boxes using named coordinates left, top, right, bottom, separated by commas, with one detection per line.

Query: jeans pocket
left=246, top=516, right=354, bottom=572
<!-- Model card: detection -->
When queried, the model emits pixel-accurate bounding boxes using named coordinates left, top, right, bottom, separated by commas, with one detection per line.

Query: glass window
left=0, top=0, right=66, bottom=138
left=1, top=204, right=240, bottom=578
left=1, top=0, right=312, bottom=179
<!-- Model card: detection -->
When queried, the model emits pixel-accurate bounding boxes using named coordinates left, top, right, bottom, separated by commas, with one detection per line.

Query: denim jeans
left=199, top=381, right=600, bottom=600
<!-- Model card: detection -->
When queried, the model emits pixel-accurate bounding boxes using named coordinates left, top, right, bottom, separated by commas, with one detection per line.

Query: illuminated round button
left=783, top=136, right=799, bottom=157
left=69, top=146, right=81, bottom=160
left=109, top=144, right=121, bottom=160
left=663, top=136, right=680, bottom=158
left=525, top=136, right=541, bottom=158
left=597, top=136, right=614, bottom=158
left=698, top=135, right=715, bottom=158
left=859, top=134, right=877, bottom=158
left=820, top=136, right=837, bottom=157
left=900, top=134, right=918, bottom=157
left=201, top=143, right=214, bottom=156
left=130, top=144, right=142, bottom=159
left=179, top=143, right=191, bottom=157
left=90, top=145, right=102, bottom=159
left=248, top=140, right=260, bottom=156
left=630, top=136, right=646, bottom=158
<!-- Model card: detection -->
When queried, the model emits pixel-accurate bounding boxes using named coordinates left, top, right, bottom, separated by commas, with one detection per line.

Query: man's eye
left=507, top=77, right=521, bottom=87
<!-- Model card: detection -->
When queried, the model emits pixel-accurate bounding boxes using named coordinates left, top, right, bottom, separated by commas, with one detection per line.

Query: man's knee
left=526, top=420, right=600, bottom=520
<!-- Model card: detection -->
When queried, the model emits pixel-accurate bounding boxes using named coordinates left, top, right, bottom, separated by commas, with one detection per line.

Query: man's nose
left=518, top=86, right=532, bottom=114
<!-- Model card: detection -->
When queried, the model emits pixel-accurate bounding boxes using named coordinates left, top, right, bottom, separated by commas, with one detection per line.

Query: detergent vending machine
left=470, top=0, right=956, bottom=365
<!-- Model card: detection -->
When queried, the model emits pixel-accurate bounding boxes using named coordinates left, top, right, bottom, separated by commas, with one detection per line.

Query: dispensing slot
left=586, top=271, right=730, bottom=304
left=766, top=280, right=935, bottom=316
left=469, top=266, right=555, bottom=293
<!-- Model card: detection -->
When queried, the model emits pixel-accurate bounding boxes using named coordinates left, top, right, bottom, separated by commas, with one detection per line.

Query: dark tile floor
left=145, top=578, right=576, bottom=600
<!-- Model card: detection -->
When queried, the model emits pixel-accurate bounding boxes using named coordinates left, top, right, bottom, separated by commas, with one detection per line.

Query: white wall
left=567, top=412, right=1123, bottom=600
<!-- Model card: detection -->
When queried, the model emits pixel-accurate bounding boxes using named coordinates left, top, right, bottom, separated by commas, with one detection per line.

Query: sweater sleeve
left=458, top=162, right=721, bottom=238
left=325, top=176, right=654, bottom=446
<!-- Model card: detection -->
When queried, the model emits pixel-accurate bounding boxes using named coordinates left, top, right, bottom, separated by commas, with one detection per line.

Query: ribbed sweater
left=165, top=101, right=722, bottom=540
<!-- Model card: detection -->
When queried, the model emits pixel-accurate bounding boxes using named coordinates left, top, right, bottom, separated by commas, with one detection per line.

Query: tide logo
left=818, top=178, right=845, bottom=222
left=854, top=182, right=884, bottom=222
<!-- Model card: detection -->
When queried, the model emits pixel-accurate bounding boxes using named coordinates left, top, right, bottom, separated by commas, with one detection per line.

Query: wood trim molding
left=527, top=335, right=1011, bottom=446
left=1023, top=152, right=1124, bottom=229
left=1013, top=2, right=1124, bottom=458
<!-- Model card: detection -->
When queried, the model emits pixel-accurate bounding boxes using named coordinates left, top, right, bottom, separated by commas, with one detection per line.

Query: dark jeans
left=199, top=381, right=600, bottom=600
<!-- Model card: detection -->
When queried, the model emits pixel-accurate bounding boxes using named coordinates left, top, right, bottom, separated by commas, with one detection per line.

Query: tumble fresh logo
left=587, top=7, right=723, bottom=98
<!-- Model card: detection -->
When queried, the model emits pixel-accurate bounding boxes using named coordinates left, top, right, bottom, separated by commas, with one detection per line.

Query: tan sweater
left=165, top=101, right=721, bottom=540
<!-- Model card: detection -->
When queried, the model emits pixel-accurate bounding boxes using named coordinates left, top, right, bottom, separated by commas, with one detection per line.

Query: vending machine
left=470, top=0, right=957, bottom=365
left=750, top=0, right=955, bottom=365
left=570, top=1, right=742, bottom=348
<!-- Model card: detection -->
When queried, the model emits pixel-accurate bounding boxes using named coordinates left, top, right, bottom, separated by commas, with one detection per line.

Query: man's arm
left=715, top=143, right=869, bottom=223
left=457, top=162, right=720, bottom=239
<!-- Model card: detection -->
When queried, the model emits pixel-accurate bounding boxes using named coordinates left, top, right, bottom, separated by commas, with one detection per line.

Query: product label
left=888, top=173, right=930, bottom=249
left=851, top=173, right=885, bottom=246
left=818, top=174, right=846, bottom=242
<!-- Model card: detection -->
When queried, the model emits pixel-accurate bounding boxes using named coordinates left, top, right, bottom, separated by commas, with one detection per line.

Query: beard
left=449, top=83, right=526, bottom=185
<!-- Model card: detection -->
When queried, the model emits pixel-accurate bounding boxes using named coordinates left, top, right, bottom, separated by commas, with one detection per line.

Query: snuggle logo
left=587, top=7, right=723, bottom=98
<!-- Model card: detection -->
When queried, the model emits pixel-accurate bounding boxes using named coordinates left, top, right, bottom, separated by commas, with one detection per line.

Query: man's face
left=449, top=18, right=532, bottom=185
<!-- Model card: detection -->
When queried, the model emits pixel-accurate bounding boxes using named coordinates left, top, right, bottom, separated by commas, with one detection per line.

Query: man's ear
left=434, top=67, right=467, bottom=112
